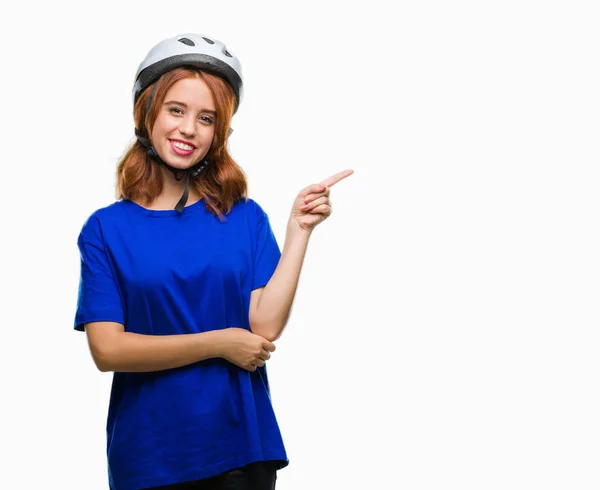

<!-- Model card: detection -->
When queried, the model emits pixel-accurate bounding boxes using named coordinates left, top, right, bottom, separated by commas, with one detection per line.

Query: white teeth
left=172, top=141, right=194, bottom=151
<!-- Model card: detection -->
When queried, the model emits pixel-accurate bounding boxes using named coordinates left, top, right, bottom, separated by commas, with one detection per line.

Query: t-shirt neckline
left=123, top=198, right=205, bottom=218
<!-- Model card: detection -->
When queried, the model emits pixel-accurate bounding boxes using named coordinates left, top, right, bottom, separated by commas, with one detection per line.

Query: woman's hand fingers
left=319, top=169, right=354, bottom=188
left=303, top=186, right=330, bottom=204
left=290, top=169, right=353, bottom=232
left=300, top=195, right=330, bottom=212
left=300, top=183, right=327, bottom=200
left=307, top=204, right=332, bottom=216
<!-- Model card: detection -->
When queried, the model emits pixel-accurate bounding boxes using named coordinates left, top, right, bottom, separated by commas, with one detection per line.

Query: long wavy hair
left=116, top=67, right=248, bottom=220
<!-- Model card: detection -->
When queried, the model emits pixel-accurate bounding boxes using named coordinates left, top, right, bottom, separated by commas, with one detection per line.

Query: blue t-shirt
left=74, top=197, right=288, bottom=490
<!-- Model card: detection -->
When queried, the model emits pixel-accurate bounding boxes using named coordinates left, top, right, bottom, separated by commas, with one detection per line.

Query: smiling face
left=150, top=76, right=216, bottom=170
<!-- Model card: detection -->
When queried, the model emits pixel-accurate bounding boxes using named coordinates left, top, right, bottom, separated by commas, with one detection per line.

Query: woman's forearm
left=251, top=220, right=312, bottom=340
left=92, top=328, right=224, bottom=373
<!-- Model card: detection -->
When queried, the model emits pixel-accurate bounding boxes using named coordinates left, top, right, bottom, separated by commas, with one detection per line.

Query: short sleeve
left=252, top=202, right=282, bottom=290
left=74, top=215, right=125, bottom=331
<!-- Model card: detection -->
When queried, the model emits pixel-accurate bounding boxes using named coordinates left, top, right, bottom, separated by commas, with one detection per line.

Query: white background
left=1, top=1, right=599, bottom=489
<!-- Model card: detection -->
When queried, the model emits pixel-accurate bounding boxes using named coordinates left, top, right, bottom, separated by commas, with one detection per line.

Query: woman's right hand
left=217, top=327, right=276, bottom=371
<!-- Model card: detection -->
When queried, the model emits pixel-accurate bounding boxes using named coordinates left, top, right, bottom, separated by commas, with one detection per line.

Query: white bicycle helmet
left=133, top=33, right=243, bottom=112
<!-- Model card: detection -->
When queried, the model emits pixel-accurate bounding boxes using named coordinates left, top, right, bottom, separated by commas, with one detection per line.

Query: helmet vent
left=223, top=49, right=232, bottom=57
left=178, top=37, right=195, bottom=46
left=202, top=37, right=215, bottom=45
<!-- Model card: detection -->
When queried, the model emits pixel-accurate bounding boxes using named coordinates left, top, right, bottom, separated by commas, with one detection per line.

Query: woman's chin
left=158, top=153, right=201, bottom=171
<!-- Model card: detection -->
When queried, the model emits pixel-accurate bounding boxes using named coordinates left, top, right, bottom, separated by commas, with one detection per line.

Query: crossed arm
left=85, top=223, right=311, bottom=373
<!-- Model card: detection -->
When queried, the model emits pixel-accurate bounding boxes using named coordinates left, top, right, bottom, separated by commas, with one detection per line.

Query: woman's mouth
left=169, top=139, right=196, bottom=156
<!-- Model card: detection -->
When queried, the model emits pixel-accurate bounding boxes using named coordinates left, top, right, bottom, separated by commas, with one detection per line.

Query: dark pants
left=143, top=461, right=278, bottom=490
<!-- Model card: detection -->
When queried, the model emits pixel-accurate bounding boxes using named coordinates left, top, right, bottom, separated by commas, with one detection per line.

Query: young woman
left=74, top=32, right=353, bottom=490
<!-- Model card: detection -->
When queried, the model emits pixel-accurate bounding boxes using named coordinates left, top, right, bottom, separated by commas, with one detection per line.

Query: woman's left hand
left=290, top=169, right=354, bottom=232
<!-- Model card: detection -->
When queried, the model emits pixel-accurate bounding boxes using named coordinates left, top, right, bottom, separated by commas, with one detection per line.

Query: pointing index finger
left=319, top=169, right=354, bottom=188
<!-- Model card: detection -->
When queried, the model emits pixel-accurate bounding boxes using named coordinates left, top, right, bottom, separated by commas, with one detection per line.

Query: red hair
left=116, top=67, right=247, bottom=220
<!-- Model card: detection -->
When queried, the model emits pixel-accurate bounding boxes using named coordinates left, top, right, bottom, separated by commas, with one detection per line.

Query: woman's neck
left=145, top=167, right=202, bottom=210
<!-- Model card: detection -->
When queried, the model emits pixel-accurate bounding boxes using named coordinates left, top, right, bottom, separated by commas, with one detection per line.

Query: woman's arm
left=249, top=221, right=311, bottom=341
left=85, top=322, right=274, bottom=373
left=249, top=170, right=353, bottom=341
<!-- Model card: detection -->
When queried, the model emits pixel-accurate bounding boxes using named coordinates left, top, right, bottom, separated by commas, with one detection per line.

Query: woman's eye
left=169, top=107, right=183, bottom=115
left=200, top=116, right=214, bottom=124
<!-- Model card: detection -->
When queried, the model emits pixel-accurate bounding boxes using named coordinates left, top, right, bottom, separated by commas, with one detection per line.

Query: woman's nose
left=179, top=116, right=196, bottom=137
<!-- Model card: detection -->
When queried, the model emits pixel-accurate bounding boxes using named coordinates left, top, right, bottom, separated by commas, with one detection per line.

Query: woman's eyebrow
left=164, top=100, right=216, bottom=115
